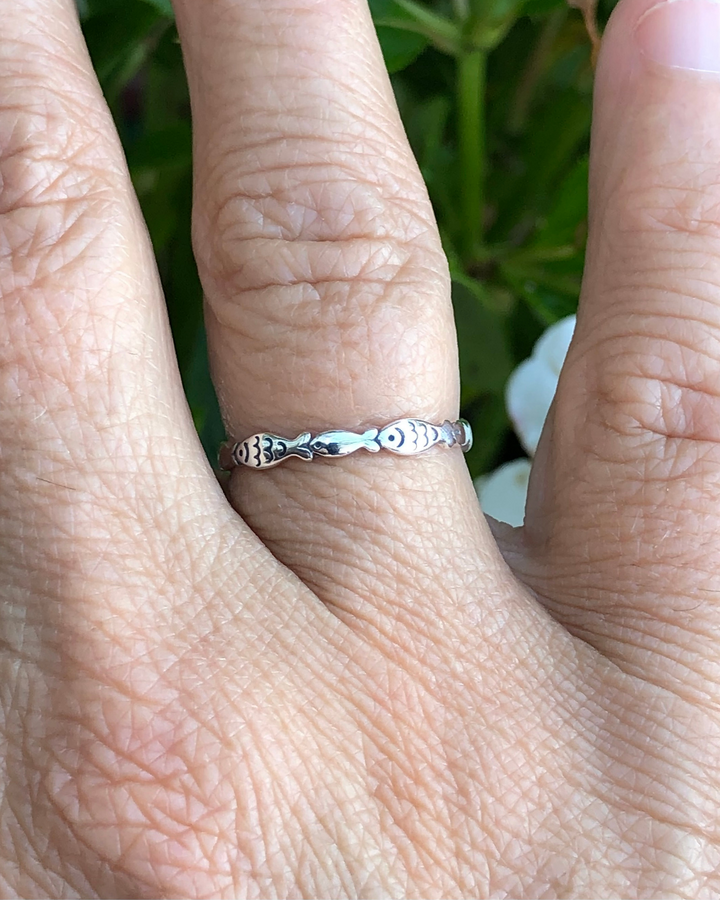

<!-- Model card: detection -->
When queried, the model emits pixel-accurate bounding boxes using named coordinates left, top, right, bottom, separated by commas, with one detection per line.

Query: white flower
left=476, top=459, right=532, bottom=528
left=474, top=314, right=576, bottom=526
left=506, top=315, right=576, bottom=456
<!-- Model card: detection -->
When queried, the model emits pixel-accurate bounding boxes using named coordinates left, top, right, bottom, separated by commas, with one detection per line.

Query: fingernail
left=636, top=0, right=720, bottom=73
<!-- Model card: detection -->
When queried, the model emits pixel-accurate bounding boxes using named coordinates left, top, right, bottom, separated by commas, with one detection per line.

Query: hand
left=2, top=0, right=720, bottom=895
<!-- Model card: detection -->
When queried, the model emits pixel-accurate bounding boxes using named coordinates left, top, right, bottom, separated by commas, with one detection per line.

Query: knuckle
left=206, top=227, right=442, bottom=330
left=0, top=77, right=139, bottom=417
left=194, top=140, right=451, bottom=409
left=0, top=79, right=125, bottom=278
left=193, top=121, right=455, bottom=418
left=590, top=317, right=720, bottom=448
left=194, top=130, right=442, bottom=292
left=206, top=234, right=451, bottom=417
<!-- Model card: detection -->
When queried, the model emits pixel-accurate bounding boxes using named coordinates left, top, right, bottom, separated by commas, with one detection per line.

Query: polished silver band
left=219, top=418, right=473, bottom=471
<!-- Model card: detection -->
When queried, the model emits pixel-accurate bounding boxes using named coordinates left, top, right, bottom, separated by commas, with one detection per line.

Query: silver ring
left=219, top=418, right=473, bottom=470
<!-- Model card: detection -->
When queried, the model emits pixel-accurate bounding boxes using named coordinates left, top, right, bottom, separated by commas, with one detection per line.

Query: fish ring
left=219, top=418, right=473, bottom=471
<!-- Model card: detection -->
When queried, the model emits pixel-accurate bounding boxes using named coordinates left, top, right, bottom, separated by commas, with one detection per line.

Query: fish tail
left=362, top=428, right=381, bottom=452
left=290, top=432, right=313, bottom=460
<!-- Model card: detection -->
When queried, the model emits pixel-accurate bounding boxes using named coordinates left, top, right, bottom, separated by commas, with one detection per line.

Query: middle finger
left=172, top=0, right=512, bottom=631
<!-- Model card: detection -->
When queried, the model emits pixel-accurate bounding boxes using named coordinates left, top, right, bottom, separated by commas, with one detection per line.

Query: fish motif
left=221, top=419, right=473, bottom=470
left=377, top=418, right=472, bottom=455
left=232, top=432, right=313, bottom=469
left=310, top=428, right=381, bottom=457
left=377, top=419, right=444, bottom=455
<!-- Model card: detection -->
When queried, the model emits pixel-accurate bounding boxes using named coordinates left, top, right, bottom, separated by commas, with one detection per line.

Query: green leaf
left=81, top=0, right=124, bottom=16
left=126, top=122, right=192, bottom=171
left=462, top=393, right=511, bottom=477
left=154, top=169, right=204, bottom=374
left=532, top=154, right=589, bottom=247
left=501, top=265, right=579, bottom=324
left=467, top=0, right=527, bottom=50
left=523, top=285, right=578, bottom=324
left=140, top=0, right=174, bottom=17
left=489, top=85, right=591, bottom=243
left=523, top=0, right=567, bottom=14
left=84, top=0, right=174, bottom=15
left=453, top=280, right=514, bottom=404
left=184, top=328, right=227, bottom=465
left=83, top=0, right=165, bottom=98
left=470, top=0, right=526, bottom=20
left=381, top=0, right=462, bottom=54
left=369, top=0, right=460, bottom=68
left=414, top=94, right=452, bottom=173
left=375, top=26, right=429, bottom=73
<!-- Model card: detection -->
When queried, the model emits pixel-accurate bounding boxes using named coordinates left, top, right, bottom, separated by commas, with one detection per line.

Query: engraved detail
left=221, top=419, right=473, bottom=470
left=310, top=428, right=381, bottom=457
left=378, top=419, right=444, bottom=455
left=231, top=432, right=313, bottom=470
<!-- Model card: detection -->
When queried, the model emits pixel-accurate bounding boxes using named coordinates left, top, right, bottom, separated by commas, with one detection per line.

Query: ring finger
left=172, top=0, right=511, bottom=631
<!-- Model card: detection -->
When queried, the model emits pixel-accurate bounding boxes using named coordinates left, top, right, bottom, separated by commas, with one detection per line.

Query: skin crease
left=3, top=0, right=720, bottom=895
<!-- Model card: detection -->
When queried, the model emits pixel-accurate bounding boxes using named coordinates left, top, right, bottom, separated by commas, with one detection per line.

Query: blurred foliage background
left=78, top=0, right=618, bottom=477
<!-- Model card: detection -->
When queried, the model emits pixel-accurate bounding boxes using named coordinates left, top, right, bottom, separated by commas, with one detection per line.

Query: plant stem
left=457, top=48, right=487, bottom=264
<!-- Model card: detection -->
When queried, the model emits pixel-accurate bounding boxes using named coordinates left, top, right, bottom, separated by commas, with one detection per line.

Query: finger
left=523, top=0, right=720, bottom=701
left=0, top=0, right=229, bottom=623
left=172, top=0, right=501, bottom=623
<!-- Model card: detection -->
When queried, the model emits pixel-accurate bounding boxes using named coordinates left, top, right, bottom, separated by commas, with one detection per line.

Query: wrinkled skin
left=1, top=0, right=720, bottom=896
